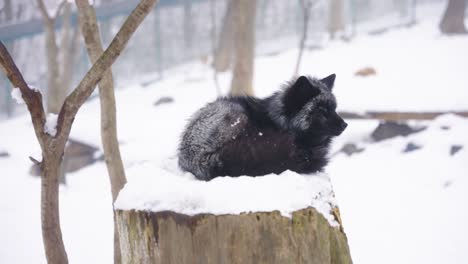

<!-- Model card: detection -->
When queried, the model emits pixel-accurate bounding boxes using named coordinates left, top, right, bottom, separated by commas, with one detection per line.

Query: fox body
left=178, top=74, right=347, bottom=181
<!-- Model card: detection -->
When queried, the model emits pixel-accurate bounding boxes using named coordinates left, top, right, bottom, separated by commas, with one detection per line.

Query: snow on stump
left=115, top=164, right=353, bottom=264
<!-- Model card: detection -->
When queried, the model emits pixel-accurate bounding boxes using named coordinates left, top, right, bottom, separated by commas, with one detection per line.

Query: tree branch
left=54, top=0, right=68, bottom=19
left=56, top=0, right=159, bottom=141
left=36, top=0, right=52, bottom=23
left=0, top=42, right=47, bottom=145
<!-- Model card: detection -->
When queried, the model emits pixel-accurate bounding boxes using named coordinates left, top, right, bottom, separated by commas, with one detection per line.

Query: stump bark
left=116, top=207, right=352, bottom=264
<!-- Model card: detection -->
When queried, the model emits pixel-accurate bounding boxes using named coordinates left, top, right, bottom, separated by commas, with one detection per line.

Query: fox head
left=281, top=74, right=347, bottom=136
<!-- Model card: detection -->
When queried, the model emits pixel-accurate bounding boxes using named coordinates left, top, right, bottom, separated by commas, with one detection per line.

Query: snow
left=10, top=85, right=41, bottom=105
left=11, top=88, right=24, bottom=104
left=230, top=117, right=241, bottom=127
left=1, top=2, right=468, bottom=263
left=28, top=84, right=41, bottom=93
left=115, top=165, right=339, bottom=226
left=252, top=8, right=468, bottom=112
left=44, top=113, right=58, bottom=137
left=328, top=114, right=468, bottom=264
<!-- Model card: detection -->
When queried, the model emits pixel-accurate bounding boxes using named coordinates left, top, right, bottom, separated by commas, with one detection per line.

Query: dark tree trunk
left=439, top=0, right=467, bottom=34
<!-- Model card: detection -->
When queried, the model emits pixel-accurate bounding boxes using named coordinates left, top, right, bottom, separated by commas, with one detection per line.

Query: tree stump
left=116, top=207, right=352, bottom=264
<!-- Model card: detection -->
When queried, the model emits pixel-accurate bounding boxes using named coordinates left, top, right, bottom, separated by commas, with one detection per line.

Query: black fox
left=178, top=74, right=347, bottom=181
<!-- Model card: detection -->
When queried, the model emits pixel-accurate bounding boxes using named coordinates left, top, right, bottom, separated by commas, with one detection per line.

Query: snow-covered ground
left=330, top=114, right=468, bottom=264
left=1, top=2, right=467, bottom=263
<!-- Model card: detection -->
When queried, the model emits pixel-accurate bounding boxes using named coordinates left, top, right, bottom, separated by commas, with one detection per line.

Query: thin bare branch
left=0, top=42, right=47, bottom=144
left=29, top=156, right=42, bottom=166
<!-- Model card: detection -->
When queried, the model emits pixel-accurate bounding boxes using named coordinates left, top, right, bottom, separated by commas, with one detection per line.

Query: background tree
left=209, top=0, right=221, bottom=95
left=328, top=0, right=345, bottom=39
left=0, top=0, right=27, bottom=116
left=0, top=0, right=157, bottom=262
left=75, top=0, right=128, bottom=263
left=294, top=0, right=317, bottom=77
left=213, top=0, right=237, bottom=72
left=37, top=0, right=80, bottom=114
left=0, top=0, right=14, bottom=116
left=230, top=0, right=257, bottom=96
left=439, top=0, right=467, bottom=34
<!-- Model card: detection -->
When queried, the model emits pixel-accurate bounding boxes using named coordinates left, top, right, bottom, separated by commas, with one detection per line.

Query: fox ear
left=321, top=74, right=336, bottom=90
left=283, top=76, right=320, bottom=114
left=291, top=76, right=320, bottom=95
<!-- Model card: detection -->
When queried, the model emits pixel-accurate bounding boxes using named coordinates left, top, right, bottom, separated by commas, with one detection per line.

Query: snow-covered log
left=116, top=207, right=352, bottom=264
left=114, top=168, right=352, bottom=263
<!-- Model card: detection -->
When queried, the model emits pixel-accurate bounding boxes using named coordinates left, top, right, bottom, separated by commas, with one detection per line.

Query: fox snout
left=337, top=120, right=348, bottom=134
left=329, top=113, right=347, bottom=136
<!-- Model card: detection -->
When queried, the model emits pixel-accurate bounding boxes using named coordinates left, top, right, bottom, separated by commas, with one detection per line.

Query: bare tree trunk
left=37, top=0, right=65, bottom=114
left=0, top=0, right=14, bottom=117
left=294, top=0, right=316, bottom=77
left=439, top=0, right=467, bottom=34
left=60, top=3, right=80, bottom=92
left=210, top=0, right=221, bottom=95
left=1, top=0, right=13, bottom=23
left=75, top=1, right=128, bottom=262
left=230, top=0, right=257, bottom=96
left=329, top=0, right=345, bottom=39
left=0, top=1, right=157, bottom=263
left=213, top=0, right=237, bottom=72
left=100, top=0, right=114, bottom=45
left=41, top=154, right=68, bottom=263
left=183, top=0, right=193, bottom=59
left=37, top=1, right=80, bottom=115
